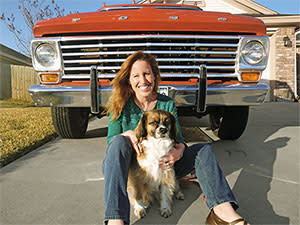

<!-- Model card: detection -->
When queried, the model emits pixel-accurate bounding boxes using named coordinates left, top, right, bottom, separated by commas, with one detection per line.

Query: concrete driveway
left=0, top=102, right=299, bottom=225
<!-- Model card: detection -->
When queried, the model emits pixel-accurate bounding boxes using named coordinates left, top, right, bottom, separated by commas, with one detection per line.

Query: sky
left=0, top=0, right=299, bottom=55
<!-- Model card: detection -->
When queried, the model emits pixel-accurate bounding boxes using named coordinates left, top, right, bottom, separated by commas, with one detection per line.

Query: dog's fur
left=127, top=109, right=184, bottom=218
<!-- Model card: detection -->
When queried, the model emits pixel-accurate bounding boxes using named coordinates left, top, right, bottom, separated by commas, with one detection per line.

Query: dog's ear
left=135, top=112, right=148, bottom=140
left=169, top=113, right=177, bottom=141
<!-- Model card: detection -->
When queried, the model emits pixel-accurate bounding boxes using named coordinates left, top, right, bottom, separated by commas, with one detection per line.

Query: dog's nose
left=159, top=127, right=168, bottom=134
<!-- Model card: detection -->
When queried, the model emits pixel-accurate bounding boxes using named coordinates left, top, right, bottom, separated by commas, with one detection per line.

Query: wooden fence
left=11, top=65, right=39, bottom=102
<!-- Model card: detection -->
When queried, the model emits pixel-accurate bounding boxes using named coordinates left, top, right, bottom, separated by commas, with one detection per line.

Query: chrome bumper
left=29, top=83, right=269, bottom=108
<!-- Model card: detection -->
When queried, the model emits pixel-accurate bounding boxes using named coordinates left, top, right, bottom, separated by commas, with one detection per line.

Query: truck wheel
left=209, top=106, right=249, bottom=140
left=51, top=107, right=90, bottom=138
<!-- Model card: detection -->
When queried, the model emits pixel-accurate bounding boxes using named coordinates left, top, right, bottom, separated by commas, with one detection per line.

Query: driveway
left=0, top=102, right=299, bottom=225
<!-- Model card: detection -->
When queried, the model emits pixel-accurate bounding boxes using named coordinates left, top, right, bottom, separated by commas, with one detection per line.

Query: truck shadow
left=209, top=103, right=297, bottom=224
left=85, top=127, right=108, bottom=138
left=213, top=137, right=290, bottom=224
left=132, top=103, right=297, bottom=224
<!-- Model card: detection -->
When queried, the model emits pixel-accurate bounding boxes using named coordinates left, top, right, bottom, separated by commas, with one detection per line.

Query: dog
left=127, top=109, right=184, bottom=219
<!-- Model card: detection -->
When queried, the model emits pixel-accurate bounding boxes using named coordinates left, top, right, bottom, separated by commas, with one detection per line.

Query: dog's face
left=135, top=110, right=177, bottom=140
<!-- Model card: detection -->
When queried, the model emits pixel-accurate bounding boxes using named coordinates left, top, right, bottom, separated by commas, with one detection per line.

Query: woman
left=102, top=50, right=248, bottom=225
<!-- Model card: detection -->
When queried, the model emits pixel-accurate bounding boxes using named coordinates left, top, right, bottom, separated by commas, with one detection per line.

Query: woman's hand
left=121, top=130, right=141, bottom=155
left=159, top=143, right=185, bottom=170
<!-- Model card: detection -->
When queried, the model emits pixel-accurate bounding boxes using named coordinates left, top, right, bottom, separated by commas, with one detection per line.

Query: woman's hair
left=105, top=50, right=161, bottom=121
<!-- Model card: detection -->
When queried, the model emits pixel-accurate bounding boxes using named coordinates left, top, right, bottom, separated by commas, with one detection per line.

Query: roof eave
left=228, top=0, right=278, bottom=15
left=257, top=15, right=300, bottom=28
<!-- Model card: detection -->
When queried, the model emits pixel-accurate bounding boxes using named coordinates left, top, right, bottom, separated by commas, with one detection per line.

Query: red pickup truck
left=29, top=3, right=269, bottom=140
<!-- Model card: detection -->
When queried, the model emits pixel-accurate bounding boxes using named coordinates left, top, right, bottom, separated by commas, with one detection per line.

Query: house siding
left=0, top=44, right=31, bottom=99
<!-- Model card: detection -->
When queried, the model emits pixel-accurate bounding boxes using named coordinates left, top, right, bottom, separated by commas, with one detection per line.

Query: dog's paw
left=160, top=207, right=172, bottom=218
left=134, top=207, right=147, bottom=218
left=175, top=191, right=184, bottom=200
left=143, top=201, right=151, bottom=210
left=134, top=200, right=147, bottom=218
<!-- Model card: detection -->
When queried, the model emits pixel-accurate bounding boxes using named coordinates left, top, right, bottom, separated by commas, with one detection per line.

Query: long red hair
left=105, top=51, right=161, bottom=121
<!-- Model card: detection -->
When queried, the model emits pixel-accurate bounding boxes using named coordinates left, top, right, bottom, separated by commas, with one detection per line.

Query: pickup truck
left=29, top=3, right=269, bottom=140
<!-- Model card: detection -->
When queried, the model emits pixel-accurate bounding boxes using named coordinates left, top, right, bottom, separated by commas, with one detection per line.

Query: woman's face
left=129, top=60, right=155, bottom=98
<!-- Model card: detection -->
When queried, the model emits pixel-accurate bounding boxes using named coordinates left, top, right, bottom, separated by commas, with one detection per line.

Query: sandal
left=206, top=210, right=247, bottom=225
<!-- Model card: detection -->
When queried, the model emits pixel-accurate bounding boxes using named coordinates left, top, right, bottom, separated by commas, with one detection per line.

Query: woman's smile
left=138, top=84, right=151, bottom=90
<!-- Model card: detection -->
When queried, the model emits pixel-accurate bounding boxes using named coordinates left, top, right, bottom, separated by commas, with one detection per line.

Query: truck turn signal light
left=39, top=73, right=59, bottom=83
left=241, top=72, right=260, bottom=82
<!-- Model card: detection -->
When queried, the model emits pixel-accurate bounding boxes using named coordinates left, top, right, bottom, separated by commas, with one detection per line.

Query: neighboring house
left=140, top=0, right=300, bottom=101
left=0, top=44, right=31, bottom=99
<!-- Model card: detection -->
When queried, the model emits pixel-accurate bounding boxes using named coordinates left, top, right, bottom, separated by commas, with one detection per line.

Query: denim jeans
left=102, top=135, right=238, bottom=224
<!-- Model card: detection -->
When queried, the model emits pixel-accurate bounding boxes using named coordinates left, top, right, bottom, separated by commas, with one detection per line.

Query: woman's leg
left=102, top=135, right=133, bottom=225
left=174, top=143, right=238, bottom=210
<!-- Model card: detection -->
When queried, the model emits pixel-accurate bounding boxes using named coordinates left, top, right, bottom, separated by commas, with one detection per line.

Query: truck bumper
left=29, top=83, right=269, bottom=108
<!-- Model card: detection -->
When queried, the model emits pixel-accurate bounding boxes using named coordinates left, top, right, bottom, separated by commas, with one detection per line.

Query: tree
left=1, top=0, right=67, bottom=56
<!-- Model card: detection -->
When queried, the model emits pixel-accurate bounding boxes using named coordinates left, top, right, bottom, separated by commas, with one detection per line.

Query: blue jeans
left=102, top=135, right=238, bottom=224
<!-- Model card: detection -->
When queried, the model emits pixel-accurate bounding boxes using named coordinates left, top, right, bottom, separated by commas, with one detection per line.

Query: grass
left=0, top=99, right=57, bottom=167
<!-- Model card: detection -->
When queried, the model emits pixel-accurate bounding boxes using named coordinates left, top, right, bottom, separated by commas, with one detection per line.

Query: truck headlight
left=31, top=40, right=61, bottom=71
left=238, top=36, right=269, bottom=70
left=36, top=44, right=57, bottom=67
left=241, top=41, right=265, bottom=65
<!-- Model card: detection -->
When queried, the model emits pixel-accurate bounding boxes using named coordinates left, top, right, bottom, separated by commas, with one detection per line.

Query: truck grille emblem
left=119, top=16, right=128, bottom=20
left=169, top=16, right=179, bottom=20
left=72, top=18, right=81, bottom=22
left=218, top=17, right=227, bottom=21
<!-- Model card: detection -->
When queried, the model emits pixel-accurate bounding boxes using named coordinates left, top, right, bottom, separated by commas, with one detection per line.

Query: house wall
left=0, top=63, right=12, bottom=99
left=179, top=0, right=247, bottom=13
left=297, top=47, right=300, bottom=101
left=271, top=27, right=296, bottom=101
left=0, top=44, right=31, bottom=100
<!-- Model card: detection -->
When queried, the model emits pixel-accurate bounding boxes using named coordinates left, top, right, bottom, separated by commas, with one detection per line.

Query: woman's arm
left=107, top=114, right=122, bottom=144
left=107, top=113, right=141, bottom=155
left=159, top=142, right=186, bottom=170
left=121, top=130, right=141, bottom=155
left=170, top=101, right=185, bottom=144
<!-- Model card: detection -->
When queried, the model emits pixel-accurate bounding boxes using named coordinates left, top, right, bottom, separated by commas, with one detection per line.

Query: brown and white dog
left=128, top=109, right=184, bottom=219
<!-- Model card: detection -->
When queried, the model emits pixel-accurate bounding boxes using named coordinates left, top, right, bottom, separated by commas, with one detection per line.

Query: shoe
left=206, top=210, right=247, bottom=225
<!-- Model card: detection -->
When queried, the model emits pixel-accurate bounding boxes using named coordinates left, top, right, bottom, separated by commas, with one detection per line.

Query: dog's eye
left=149, top=121, right=158, bottom=126
left=163, top=118, right=171, bottom=125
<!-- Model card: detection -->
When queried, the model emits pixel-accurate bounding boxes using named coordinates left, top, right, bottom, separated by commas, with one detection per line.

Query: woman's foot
left=206, top=202, right=249, bottom=225
left=108, top=219, right=124, bottom=225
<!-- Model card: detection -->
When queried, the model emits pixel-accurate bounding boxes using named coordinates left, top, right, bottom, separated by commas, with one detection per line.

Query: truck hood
left=33, top=4, right=266, bottom=37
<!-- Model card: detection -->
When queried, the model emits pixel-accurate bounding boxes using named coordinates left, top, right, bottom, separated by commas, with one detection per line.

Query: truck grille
left=60, top=35, right=240, bottom=81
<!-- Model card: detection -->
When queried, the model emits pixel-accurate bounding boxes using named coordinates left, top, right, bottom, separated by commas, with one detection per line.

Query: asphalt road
left=0, top=102, right=299, bottom=225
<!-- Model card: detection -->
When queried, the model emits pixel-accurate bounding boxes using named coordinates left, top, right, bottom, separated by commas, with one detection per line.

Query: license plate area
left=159, top=86, right=169, bottom=96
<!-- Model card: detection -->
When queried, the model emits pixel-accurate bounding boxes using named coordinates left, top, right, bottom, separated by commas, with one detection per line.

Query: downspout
left=294, top=29, right=299, bottom=100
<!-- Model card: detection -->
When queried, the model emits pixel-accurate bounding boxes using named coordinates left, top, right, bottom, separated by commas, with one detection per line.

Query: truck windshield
left=98, top=5, right=202, bottom=12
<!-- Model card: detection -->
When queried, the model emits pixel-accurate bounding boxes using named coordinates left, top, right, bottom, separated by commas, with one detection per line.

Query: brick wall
left=273, top=27, right=296, bottom=101
left=296, top=44, right=300, bottom=101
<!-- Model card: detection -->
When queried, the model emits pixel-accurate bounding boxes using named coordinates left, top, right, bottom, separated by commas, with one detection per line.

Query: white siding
left=206, top=0, right=247, bottom=13
left=179, top=0, right=247, bottom=13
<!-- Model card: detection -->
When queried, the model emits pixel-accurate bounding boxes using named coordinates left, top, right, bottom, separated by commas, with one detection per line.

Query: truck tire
left=209, top=106, right=249, bottom=140
left=51, top=107, right=90, bottom=138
